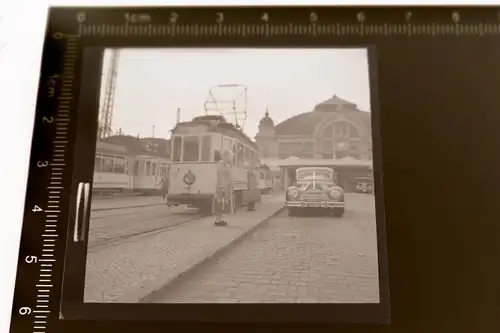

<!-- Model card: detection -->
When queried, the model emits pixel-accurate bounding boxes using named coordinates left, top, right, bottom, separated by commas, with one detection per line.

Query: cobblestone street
left=150, top=193, right=380, bottom=303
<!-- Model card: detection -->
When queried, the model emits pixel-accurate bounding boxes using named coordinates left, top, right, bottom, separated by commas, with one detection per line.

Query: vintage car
left=285, top=167, right=345, bottom=217
left=355, top=176, right=373, bottom=194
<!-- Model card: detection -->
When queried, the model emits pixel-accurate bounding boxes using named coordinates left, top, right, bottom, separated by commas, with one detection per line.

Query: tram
left=256, top=164, right=273, bottom=194
left=93, top=137, right=170, bottom=196
left=167, top=115, right=261, bottom=212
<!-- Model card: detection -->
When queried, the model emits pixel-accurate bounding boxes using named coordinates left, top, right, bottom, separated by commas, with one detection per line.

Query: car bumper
left=285, top=200, right=344, bottom=209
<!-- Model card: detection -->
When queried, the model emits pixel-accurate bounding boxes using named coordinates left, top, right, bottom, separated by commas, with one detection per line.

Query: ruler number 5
left=216, top=12, right=224, bottom=23
left=25, top=255, right=38, bottom=263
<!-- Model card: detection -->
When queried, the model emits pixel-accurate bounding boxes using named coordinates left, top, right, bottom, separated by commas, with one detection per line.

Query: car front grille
left=301, top=191, right=325, bottom=200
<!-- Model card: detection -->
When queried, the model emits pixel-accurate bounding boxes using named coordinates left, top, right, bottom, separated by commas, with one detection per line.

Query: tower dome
left=259, top=109, right=274, bottom=128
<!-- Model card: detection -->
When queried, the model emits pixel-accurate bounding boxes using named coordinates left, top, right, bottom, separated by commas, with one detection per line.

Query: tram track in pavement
left=91, top=202, right=166, bottom=213
left=87, top=211, right=210, bottom=253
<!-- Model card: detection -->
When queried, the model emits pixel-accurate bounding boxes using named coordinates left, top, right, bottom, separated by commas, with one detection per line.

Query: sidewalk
left=91, top=195, right=166, bottom=211
left=84, top=194, right=285, bottom=303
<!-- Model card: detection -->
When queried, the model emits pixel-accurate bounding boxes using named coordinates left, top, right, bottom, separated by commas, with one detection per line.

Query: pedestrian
left=247, top=164, right=257, bottom=211
left=161, top=171, right=169, bottom=204
left=213, top=149, right=233, bottom=226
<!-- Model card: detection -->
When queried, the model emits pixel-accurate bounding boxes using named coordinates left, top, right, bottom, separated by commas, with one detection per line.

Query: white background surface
left=0, top=1, right=496, bottom=332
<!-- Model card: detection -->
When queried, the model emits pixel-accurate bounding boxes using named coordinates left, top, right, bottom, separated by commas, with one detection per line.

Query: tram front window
left=172, top=136, right=182, bottom=162
left=201, top=135, right=212, bottom=162
left=113, top=157, right=127, bottom=174
left=183, top=136, right=200, bottom=162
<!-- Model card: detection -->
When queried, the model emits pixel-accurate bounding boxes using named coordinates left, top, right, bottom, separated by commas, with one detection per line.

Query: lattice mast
left=98, top=49, right=120, bottom=139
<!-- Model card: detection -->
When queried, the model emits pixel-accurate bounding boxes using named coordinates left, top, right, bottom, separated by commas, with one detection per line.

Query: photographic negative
left=83, top=47, right=387, bottom=307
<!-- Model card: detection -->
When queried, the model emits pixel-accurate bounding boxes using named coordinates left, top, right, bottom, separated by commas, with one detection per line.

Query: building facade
left=255, top=95, right=374, bottom=192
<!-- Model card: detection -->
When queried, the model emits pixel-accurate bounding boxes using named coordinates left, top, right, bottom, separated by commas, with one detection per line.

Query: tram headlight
left=330, top=189, right=341, bottom=200
left=287, top=189, right=299, bottom=200
left=183, top=170, right=196, bottom=185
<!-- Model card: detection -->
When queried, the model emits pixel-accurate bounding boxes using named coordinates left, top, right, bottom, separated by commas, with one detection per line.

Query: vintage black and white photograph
left=84, top=48, right=381, bottom=304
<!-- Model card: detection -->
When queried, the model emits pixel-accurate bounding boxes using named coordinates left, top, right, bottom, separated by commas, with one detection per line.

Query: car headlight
left=287, top=189, right=299, bottom=199
left=330, top=189, right=341, bottom=200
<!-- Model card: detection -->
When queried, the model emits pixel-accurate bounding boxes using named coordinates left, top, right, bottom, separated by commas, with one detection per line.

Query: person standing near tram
left=246, top=163, right=258, bottom=211
left=160, top=165, right=170, bottom=204
left=213, top=149, right=233, bottom=226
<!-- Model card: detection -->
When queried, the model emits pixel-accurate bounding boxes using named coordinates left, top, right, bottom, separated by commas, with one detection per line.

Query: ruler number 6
left=19, top=307, right=31, bottom=315
left=170, top=12, right=178, bottom=24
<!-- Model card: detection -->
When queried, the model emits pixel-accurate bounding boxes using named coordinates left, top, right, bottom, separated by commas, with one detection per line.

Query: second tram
left=256, top=164, right=273, bottom=194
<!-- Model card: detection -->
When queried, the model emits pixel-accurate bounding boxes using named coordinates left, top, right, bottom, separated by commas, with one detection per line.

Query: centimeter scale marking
left=28, top=36, right=77, bottom=333
left=78, top=22, right=500, bottom=37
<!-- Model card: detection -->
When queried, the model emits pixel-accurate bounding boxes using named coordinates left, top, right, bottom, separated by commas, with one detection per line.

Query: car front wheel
left=332, top=207, right=344, bottom=217
left=288, top=207, right=299, bottom=217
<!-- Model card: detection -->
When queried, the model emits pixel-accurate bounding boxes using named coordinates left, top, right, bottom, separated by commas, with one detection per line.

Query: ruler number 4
left=32, top=205, right=43, bottom=212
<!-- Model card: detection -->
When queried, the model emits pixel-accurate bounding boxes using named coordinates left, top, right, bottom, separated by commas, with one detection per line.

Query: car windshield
left=297, top=170, right=332, bottom=181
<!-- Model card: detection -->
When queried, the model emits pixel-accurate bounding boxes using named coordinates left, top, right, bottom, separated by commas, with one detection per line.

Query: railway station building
left=255, top=95, right=374, bottom=192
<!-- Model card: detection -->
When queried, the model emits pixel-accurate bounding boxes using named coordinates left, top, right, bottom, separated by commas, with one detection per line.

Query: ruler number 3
left=216, top=12, right=224, bottom=23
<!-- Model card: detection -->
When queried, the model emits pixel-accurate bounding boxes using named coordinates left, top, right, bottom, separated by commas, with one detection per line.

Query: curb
left=138, top=204, right=286, bottom=303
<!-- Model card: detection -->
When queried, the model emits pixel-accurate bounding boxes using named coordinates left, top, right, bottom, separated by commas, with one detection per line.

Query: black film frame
left=9, top=5, right=500, bottom=332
